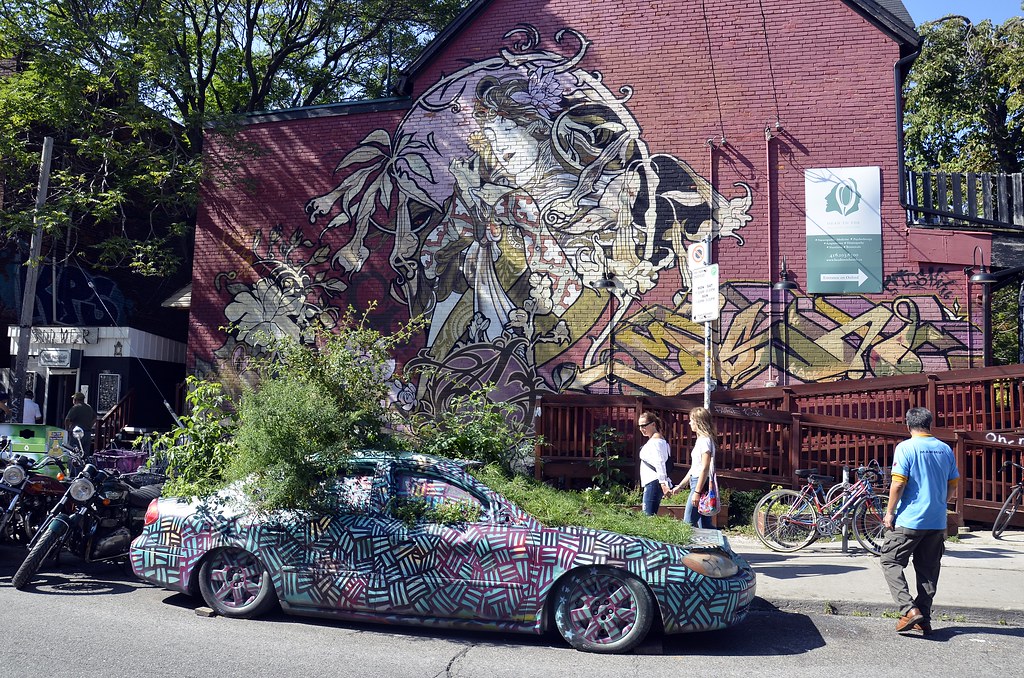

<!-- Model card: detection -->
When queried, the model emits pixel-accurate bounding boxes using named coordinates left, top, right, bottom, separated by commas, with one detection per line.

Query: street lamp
left=969, top=246, right=998, bottom=284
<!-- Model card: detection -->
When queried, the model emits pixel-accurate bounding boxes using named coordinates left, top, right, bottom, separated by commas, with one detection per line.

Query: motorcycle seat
left=129, top=483, right=163, bottom=508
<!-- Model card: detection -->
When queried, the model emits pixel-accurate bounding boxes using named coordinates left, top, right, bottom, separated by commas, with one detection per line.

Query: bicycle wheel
left=823, top=482, right=851, bottom=511
left=992, top=485, right=1022, bottom=539
left=753, top=489, right=819, bottom=552
left=853, top=494, right=889, bottom=555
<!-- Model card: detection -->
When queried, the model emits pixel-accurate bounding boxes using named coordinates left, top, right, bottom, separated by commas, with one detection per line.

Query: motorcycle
left=11, top=428, right=165, bottom=590
left=0, top=436, right=82, bottom=545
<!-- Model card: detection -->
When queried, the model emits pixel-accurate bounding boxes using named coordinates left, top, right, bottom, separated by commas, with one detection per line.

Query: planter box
left=629, top=503, right=729, bottom=528
left=946, top=511, right=963, bottom=537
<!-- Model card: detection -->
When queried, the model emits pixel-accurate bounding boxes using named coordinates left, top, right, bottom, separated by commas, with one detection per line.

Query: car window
left=334, top=472, right=375, bottom=513
left=391, top=470, right=486, bottom=523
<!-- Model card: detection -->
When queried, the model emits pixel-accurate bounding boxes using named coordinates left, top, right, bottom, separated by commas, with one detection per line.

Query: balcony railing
left=906, top=170, right=1024, bottom=230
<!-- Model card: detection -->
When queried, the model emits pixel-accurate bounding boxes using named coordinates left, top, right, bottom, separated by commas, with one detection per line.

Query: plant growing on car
left=144, top=376, right=238, bottom=500
left=227, top=307, right=426, bottom=512
left=388, top=498, right=482, bottom=526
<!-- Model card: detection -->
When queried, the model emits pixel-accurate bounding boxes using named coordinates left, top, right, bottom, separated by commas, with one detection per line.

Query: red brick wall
left=191, top=0, right=973, bottom=414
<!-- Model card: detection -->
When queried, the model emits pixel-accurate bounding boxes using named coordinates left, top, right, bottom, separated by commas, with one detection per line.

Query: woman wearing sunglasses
left=637, top=412, right=672, bottom=515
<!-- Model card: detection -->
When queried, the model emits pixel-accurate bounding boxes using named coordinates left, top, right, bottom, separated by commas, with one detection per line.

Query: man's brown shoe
left=895, top=607, right=924, bottom=633
left=911, top=620, right=933, bottom=635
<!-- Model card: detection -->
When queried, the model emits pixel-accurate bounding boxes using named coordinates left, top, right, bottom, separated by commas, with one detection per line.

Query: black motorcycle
left=11, top=448, right=164, bottom=589
left=0, top=438, right=82, bottom=545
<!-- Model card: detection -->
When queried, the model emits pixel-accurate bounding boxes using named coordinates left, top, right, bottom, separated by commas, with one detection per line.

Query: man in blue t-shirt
left=881, top=407, right=959, bottom=635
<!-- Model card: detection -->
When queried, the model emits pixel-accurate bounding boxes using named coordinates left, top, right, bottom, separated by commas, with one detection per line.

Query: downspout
left=764, top=125, right=778, bottom=384
left=894, top=48, right=921, bottom=212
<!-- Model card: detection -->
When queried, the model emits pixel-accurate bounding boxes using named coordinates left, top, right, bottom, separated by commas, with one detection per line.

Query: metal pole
left=12, top=136, right=54, bottom=422
left=703, top=234, right=713, bottom=411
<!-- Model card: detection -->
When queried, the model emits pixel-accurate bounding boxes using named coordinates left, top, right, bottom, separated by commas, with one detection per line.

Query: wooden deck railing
left=535, top=367, right=1024, bottom=526
left=906, top=170, right=1024, bottom=230
left=94, top=388, right=134, bottom=452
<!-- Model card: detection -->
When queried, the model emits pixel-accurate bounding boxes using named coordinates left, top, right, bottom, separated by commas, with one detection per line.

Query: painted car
left=130, top=452, right=755, bottom=653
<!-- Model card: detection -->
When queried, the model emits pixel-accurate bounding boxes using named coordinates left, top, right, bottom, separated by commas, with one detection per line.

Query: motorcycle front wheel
left=12, top=517, right=69, bottom=590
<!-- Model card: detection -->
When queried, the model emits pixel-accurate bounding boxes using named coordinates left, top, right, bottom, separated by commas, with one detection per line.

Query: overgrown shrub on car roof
left=153, top=307, right=424, bottom=510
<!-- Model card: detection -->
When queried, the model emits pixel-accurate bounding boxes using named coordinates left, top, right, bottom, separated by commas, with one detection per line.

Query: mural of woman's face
left=482, top=115, right=541, bottom=183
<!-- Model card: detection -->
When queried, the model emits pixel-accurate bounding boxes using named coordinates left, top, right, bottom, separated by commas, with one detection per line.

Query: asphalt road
left=0, top=547, right=1020, bottom=678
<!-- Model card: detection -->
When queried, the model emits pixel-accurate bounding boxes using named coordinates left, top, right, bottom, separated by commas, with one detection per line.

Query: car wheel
left=198, top=548, right=277, bottom=619
left=553, top=567, right=654, bottom=653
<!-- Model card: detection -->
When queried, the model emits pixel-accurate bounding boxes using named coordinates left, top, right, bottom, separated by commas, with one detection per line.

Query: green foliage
left=473, top=464, right=694, bottom=545
left=589, top=426, right=628, bottom=491
left=992, top=284, right=1020, bottom=365
left=145, top=376, right=238, bottom=500
left=226, top=309, right=425, bottom=512
left=905, top=16, right=1024, bottom=173
left=724, top=489, right=764, bottom=529
left=413, top=386, right=536, bottom=476
left=388, top=497, right=483, bottom=527
left=0, top=0, right=466, bottom=275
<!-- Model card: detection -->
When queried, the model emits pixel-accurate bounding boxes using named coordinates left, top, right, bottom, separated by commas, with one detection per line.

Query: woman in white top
left=672, top=406, right=716, bottom=528
left=637, top=411, right=672, bottom=515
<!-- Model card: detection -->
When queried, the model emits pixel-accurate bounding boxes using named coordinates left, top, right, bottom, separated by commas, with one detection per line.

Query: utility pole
left=12, top=136, right=54, bottom=423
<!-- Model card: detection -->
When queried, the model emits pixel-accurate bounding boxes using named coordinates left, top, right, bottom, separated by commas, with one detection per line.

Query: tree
left=904, top=12, right=1024, bottom=174
left=0, top=0, right=464, bottom=275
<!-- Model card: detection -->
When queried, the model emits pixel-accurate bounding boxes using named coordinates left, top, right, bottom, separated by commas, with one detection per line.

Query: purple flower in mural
left=510, top=67, right=563, bottom=119
left=388, top=380, right=417, bottom=411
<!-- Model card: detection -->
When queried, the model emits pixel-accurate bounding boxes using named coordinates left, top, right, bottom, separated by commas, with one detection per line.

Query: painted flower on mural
left=224, top=279, right=305, bottom=346
left=510, top=66, right=563, bottom=119
left=388, top=380, right=418, bottom=412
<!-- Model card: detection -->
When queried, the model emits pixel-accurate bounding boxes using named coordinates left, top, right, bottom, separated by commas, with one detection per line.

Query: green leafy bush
left=589, top=426, right=628, bottom=491
left=145, top=376, right=238, bottom=500
left=413, top=386, right=535, bottom=476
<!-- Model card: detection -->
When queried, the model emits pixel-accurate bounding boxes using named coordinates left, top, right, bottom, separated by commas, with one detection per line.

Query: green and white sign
left=805, top=166, right=882, bottom=294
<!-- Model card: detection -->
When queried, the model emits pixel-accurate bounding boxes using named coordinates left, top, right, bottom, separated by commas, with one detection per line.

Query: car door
left=275, top=464, right=388, bottom=612
left=376, top=466, right=532, bottom=622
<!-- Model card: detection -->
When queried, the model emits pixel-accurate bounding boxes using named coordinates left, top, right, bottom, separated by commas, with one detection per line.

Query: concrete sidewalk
left=727, top=527, right=1024, bottom=626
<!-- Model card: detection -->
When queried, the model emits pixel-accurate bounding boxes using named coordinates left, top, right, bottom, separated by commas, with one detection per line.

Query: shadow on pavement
left=897, top=625, right=1024, bottom=642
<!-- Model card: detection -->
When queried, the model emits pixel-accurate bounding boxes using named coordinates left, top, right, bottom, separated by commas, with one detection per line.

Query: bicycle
left=992, top=460, right=1023, bottom=539
left=754, top=460, right=889, bottom=555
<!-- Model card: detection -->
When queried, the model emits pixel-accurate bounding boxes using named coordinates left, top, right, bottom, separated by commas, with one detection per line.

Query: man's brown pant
left=879, top=526, right=945, bottom=620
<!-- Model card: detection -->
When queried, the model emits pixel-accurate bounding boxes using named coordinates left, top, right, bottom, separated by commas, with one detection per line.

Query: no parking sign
left=687, top=242, right=709, bottom=270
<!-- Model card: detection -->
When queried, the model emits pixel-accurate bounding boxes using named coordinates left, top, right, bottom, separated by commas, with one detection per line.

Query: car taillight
left=144, top=498, right=160, bottom=526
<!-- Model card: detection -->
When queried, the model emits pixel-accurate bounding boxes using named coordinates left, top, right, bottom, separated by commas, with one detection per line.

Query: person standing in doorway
left=637, top=411, right=672, bottom=516
left=880, top=406, right=959, bottom=635
left=64, top=392, right=96, bottom=454
left=21, top=389, right=42, bottom=424
left=672, top=406, right=716, bottom=529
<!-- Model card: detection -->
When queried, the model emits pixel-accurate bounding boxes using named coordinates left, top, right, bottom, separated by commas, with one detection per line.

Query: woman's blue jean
left=642, top=480, right=664, bottom=516
left=683, top=477, right=713, bottom=528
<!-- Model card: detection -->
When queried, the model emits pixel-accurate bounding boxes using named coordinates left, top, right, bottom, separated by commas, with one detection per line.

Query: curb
left=750, top=596, right=1024, bottom=627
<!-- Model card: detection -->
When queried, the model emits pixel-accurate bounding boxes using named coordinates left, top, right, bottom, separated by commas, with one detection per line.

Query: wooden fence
left=534, top=366, right=1024, bottom=526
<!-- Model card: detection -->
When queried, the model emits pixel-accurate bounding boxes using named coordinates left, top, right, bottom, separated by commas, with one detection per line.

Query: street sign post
left=689, top=238, right=718, bottom=410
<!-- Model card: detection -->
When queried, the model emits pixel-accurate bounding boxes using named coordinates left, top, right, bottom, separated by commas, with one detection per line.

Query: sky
left=900, top=0, right=1022, bottom=25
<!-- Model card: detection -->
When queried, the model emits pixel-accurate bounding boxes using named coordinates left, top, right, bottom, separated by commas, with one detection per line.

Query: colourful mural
left=199, top=24, right=976, bottom=415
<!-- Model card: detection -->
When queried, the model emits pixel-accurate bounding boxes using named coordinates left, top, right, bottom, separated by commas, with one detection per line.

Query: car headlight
left=681, top=550, right=740, bottom=579
left=69, top=478, right=96, bottom=502
left=2, top=465, right=26, bottom=486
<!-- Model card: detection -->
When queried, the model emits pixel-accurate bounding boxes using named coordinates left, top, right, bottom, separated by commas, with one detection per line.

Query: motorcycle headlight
left=681, top=550, right=740, bottom=579
left=69, top=478, right=96, bottom=502
left=2, top=465, right=26, bottom=486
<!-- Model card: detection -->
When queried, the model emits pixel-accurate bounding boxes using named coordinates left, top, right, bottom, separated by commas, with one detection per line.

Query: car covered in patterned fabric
left=130, top=451, right=755, bottom=653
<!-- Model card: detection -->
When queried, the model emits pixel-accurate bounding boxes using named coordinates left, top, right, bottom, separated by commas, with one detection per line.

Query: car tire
left=553, top=567, right=654, bottom=653
left=198, top=548, right=277, bottom=619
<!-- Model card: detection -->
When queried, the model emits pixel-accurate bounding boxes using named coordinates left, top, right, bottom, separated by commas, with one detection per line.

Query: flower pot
left=713, top=502, right=730, bottom=529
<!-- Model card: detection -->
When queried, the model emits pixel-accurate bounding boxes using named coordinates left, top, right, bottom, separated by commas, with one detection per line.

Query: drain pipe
left=894, top=48, right=921, bottom=211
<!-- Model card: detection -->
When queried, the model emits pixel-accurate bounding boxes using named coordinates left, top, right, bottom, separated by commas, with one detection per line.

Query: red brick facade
left=191, top=0, right=974, bottom=419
